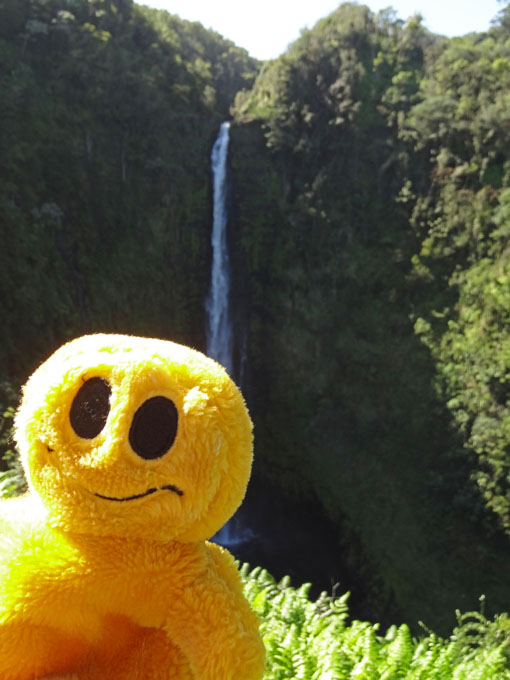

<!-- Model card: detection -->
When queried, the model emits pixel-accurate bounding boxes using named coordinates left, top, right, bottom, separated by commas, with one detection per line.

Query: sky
left=137, top=0, right=504, bottom=61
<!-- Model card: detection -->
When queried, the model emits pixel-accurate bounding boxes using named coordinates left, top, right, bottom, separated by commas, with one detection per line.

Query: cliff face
left=0, top=0, right=258, bottom=380
left=229, top=120, right=443, bottom=629
left=5, top=0, right=510, bottom=636
left=227, top=2, right=510, bottom=627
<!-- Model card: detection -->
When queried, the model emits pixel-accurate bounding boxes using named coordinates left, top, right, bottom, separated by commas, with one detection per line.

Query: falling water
left=206, top=123, right=254, bottom=551
left=205, top=121, right=233, bottom=376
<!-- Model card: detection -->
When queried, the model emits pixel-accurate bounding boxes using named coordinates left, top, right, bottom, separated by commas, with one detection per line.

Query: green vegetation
left=0, top=382, right=25, bottom=497
left=242, top=565, right=510, bottom=679
left=4, top=0, right=510, bottom=638
left=406, top=19, right=510, bottom=535
left=0, top=0, right=258, bottom=380
left=230, top=3, right=510, bottom=630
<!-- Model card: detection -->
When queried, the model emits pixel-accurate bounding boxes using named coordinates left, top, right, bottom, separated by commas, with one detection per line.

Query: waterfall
left=206, top=123, right=254, bottom=552
left=205, top=121, right=233, bottom=376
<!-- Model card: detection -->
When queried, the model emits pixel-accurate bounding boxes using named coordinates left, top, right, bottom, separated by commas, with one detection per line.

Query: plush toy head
left=14, top=334, right=253, bottom=543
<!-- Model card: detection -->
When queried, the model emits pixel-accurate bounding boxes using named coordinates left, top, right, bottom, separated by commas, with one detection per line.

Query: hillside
left=0, top=0, right=257, bottom=378
left=2, top=0, right=510, bottom=634
left=228, top=2, right=510, bottom=630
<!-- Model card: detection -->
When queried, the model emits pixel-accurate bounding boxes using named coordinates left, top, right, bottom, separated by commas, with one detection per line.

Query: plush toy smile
left=93, top=483, right=184, bottom=501
left=0, top=333, right=266, bottom=680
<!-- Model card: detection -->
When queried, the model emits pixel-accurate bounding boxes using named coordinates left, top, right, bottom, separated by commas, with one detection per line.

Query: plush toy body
left=0, top=334, right=265, bottom=680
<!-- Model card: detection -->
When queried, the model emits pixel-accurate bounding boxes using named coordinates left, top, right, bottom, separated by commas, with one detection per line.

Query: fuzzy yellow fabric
left=0, top=334, right=265, bottom=680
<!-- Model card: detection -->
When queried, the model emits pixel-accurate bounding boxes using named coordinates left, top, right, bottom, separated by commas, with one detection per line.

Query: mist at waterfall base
left=204, top=124, right=366, bottom=617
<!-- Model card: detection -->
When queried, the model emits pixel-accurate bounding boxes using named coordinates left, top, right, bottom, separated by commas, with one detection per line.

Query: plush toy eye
left=70, top=377, right=112, bottom=439
left=129, top=397, right=178, bottom=460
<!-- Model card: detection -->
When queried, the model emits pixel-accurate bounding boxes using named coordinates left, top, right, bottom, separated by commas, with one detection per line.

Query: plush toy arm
left=164, top=543, right=266, bottom=680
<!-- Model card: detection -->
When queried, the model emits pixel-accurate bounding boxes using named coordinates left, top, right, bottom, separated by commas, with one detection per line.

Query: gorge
left=3, top=0, right=510, bottom=635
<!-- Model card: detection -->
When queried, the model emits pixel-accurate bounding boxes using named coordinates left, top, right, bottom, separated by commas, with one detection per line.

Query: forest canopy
left=229, top=1, right=510, bottom=629
left=0, top=0, right=257, bottom=377
left=3, top=0, right=510, bottom=633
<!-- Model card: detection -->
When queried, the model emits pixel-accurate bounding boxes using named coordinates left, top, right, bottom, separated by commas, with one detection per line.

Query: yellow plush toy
left=0, top=334, right=266, bottom=680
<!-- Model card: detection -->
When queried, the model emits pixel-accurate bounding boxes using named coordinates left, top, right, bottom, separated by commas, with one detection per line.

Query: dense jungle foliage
left=241, top=565, right=510, bottom=679
left=0, top=0, right=257, bottom=378
left=229, top=3, right=510, bottom=630
left=3, top=0, right=510, bottom=637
